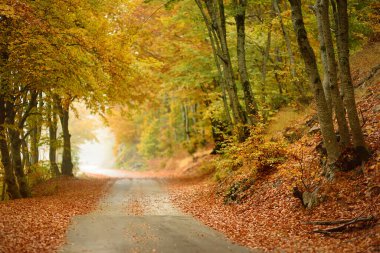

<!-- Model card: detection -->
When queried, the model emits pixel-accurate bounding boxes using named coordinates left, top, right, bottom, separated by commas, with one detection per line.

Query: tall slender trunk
left=30, top=92, right=44, bottom=165
left=316, top=0, right=350, bottom=147
left=334, top=0, right=369, bottom=159
left=195, top=0, right=233, bottom=128
left=197, top=0, right=248, bottom=141
left=220, top=81, right=232, bottom=126
left=261, top=26, right=272, bottom=104
left=182, top=103, right=190, bottom=141
left=47, top=100, right=60, bottom=177
left=55, top=97, right=74, bottom=176
left=234, top=0, right=258, bottom=124
left=288, top=0, right=341, bottom=167
left=213, top=0, right=247, bottom=125
left=274, top=0, right=306, bottom=99
left=191, top=104, right=197, bottom=126
left=21, top=134, right=30, bottom=169
left=0, top=98, right=21, bottom=199
left=273, top=0, right=296, bottom=79
left=30, top=125, right=39, bottom=165
left=61, top=108, right=74, bottom=176
left=29, top=100, right=39, bottom=166
left=315, top=4, right=333, bottom=113
left=274, top=47, right=284, bottom=94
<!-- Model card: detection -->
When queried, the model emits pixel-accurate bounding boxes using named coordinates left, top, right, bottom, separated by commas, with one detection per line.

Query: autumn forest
left=0, top=0, right=379, bottom=252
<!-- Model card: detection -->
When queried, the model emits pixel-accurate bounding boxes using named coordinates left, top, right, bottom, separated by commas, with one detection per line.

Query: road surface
left=60, top=178, right=253, bottom=253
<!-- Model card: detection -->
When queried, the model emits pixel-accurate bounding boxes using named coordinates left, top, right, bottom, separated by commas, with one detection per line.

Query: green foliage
left=348, top=0, right=379, bottom=49
left=137, top=117, right=162, bottom=159
left=268, top=94, right=290, bottom=110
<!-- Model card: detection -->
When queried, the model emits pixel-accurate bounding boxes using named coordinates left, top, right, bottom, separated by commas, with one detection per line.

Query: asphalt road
left=59, top=178, right=253, bottom=253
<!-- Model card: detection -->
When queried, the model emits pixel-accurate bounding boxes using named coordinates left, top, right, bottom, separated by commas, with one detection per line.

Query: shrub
left=209, top=125, right=288, bottom=201
left=28, top=162, right=51, bottom=187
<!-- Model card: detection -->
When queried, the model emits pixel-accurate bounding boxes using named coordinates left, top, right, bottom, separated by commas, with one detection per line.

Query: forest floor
left=0, top=177, right=111, bottom=253
left=166, top=41, right=380, bottom=252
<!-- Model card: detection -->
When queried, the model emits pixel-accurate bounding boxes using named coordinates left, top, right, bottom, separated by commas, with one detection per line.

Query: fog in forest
left=78, top=127, right=116, bottom=175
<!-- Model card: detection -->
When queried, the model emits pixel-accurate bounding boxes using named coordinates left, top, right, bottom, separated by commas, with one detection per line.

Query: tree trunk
left=191, top=104, right=197, bottom=126
left=274, top=47, right=284, bottom=94
left=315, top=3, right=333, bottom=114
left=274, top=0, right=307, bottom=100
left=30, top=92, right=44, bottom=165
left=197, top=0, right=248, bottom=141
left=316, top=0, right=350, bottom=147
left=334, top=0, right=369, bottom=159
left=47, top=100, right=60, bottom=177
left=182, top=103, right=191, bottom=141
left=206, top=0, right=247, bottom=122
left=288, top=0, right=341, bottom=167
left=195, top=0, right=233, bottom=128
left=210, top=119, right=229, bottom=154
left=261, top=26, right=272, bottom=105
left=6, top=101, right=31, bottom=198
left=21, top=134, right=30, bottom=169
left=0, top=15, right=21, bottom=199
left=55, top=97, right=74, bottom=176
left=234, top=0, right=258, bottom=124
left=200, top=87, right=229, bottom=154
left=30, top=126, right=39, bottom=165
left=273, top=0, right=296, bottom=79
left=9, top=130, right=30, bottom=197
left=0, top=98, right=21, bottom=199
left=220, top=81, right=233, bottom=126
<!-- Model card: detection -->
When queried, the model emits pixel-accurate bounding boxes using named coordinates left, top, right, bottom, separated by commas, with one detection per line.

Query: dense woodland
left=0, top=0, right=379, bottom=252
left=1, top=0, right=378, bottom=199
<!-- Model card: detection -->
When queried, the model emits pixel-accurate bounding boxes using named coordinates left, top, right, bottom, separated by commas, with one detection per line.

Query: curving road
left=59, top=178, right=254, bottom=253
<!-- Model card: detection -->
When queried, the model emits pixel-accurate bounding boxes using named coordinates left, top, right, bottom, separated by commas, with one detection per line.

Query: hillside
left=167, top=41, right=380, bottom=252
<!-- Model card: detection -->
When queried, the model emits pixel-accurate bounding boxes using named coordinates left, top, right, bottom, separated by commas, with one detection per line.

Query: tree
left=315, top=0, right=350, bottom=147
left=288, top=0, right=341, bottom=172
left=0, top=96, right=21, bottom=199
left=47, top=97, right=60, bottom=177
left=233, top=0, right=258, bottom=124
left=196, top=0, right=249, bottom=141
left=332, top=0, right=369, bottom=159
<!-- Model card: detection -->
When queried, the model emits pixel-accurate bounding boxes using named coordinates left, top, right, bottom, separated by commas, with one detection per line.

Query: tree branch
left=312, top=216, right=376, bottom=234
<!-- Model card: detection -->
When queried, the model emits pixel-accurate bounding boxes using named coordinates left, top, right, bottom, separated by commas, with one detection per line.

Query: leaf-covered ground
left=167, top=42, right=380, bottom=252
left=0, top=177, right=111, bottom=253
left=168, top=166, right=379, bottom=252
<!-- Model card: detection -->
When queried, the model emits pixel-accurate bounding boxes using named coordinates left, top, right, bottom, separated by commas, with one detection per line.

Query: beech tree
left=233, top=0, right=258, bottom=124
left=0, top=0, right=151, bottom=198
left=332, top=0, right=369, bottom=159
left=195, top=0, right=249, bottom=141
left=289, top=0, right=369, bottom=175
left=315, top=0, right=350, bottom=147
left=288, top=0, right=341, bottom=170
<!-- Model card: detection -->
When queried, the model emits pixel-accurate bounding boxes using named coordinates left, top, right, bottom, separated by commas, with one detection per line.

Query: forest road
left=59, top=178, right=255, bottom=253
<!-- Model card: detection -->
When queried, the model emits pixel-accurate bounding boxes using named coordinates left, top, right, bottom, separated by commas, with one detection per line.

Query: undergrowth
left=205, top=125, right=288, bottom=203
